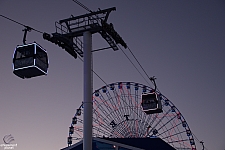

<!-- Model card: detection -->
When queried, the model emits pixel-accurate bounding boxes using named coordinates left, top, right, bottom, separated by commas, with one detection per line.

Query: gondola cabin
left=13, top=42, right=48, bottom=79
left=141, top=92, right=163, bottom=114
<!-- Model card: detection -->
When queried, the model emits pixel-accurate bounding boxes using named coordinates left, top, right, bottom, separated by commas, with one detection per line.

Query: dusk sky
left=0, top=1, right=225, bottom=150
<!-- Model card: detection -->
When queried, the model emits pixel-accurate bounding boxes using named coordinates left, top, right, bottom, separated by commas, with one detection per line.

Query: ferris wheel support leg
left=83, top=31, right=93, bottom=150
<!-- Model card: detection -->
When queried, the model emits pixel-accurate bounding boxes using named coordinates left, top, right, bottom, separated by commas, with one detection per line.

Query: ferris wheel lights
left=135, top=83, right=139, bottom=90
left=190, top=139, right=195, bottom=145
left=95, top=90, right=99, bottom=96
left=76, top=109, right=81, bottom=116
left=182, top=121, right=187, bottom=127
left=159, top=94, right=163, bottom=100
left=142, top=86, right=147, bottom=93
left=186, top=130, right=191, bottom=136
left=165, top=100, right=169, bottom=106
left=171, top=106, right=176, bottom=112
left=126, top=82, right=130, bottom=89
left=72, top=116, right=77, bottom=124
left=110, top=84, right=115, bottom=90
left=118, top=82, right=122, bottom=89
left=69, top=126, right=74, bottom=134
left=102, top=86, right=107, bottom=93
left=177, top=113, right=181, bottom=119
left=68, top=136, right=72, bottom=145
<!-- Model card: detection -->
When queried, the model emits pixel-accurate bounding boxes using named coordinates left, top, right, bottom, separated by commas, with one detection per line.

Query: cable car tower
left=43, top=7, right=127, bottom=59
left=42, top=7, right=127, bottom=150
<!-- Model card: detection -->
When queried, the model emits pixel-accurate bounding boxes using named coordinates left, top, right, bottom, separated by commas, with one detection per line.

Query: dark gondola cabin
left=13, top=42, right=48, bottom=79
left=141, top=92, right=163, bottom=114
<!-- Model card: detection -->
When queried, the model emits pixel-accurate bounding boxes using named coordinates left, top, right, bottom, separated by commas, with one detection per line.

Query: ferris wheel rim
left=68, top=81, right=197, bottom=150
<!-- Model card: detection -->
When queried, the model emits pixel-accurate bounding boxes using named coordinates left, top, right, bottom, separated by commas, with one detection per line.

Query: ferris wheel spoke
left=118, top=89, right=129, bottom=118
left=160, top=107, right=187, bottom=145
left=92, top=112, right=120, bottom=136
left=74, top=127, right=83, bottom=133
left=134, top=120, right=140, bottom=137
left=137, top=112, right=150, bottom=136
left=115, top=122, right=129, bottom=137
left=144, top=114, right=153, bottom=129
left=105, top=88, right=123, bottom=122
left=153, top=121, right=171, bottom=143
left=92, top=126, right=111, bottom=137
left=139, top=119, right=150, bottom=137
left=127, top=96, right=138, bottom=118
left=73, top=126, right=83, bottom=139
left=126, top=88, right=134, bottom=114
left=166, top=138, right=189, bottom=143
left=155, top=114, right=178, bottom=134
left=157, top=121, right=182, bottom=137
left=95, top=91, right=121, bottom=125
left=166, top=138, right=192, bottom=149
left=117, top=87, right=133, bottom=119
left=119, top=86, right=144, bottom=135
left=162, top=130, right=190, bottom=148
left=140, top=108, right=148, bottom=127
left=152, top=110, right=187, bottom=148
left=126, top=91, right=137, bottom=120
left=134, top=90, right=139, bottom=121
left=169, top=118, right=188, bottom=148
left=148, top=108, right=173, bottom=134
left=92, top=112, right=116, bottom=137
left=93, top=115, right=112, bottom=133
left=171, top=120, right=186, bottom=148
left=118, top=84, right=129, bottom=111
left=93, top=98, right=113, bottom=125
left=112, top=89, right=128, bottom=124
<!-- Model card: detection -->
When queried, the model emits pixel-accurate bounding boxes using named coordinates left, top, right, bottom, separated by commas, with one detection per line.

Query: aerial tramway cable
left=0, top=14, right=44, bottom=34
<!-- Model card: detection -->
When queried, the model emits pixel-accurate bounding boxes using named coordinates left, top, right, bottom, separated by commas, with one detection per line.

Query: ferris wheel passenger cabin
left=12, top=42, right=48, bottom=79
left=141, top=91, right=163, bottom=114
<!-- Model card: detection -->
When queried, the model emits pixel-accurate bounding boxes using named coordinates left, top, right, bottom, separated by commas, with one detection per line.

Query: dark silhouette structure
left=61, top=137, right=176, bottom=150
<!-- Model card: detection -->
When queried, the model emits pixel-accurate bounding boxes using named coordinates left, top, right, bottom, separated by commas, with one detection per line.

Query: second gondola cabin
left=141, top=92, right=163, bottom=114
left=13, top=42, right=48, bottom=79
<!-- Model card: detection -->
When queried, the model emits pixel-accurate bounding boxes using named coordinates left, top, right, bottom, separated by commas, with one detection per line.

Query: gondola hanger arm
left=149, top=76, right=157, bottom=91
left=22, top=26, right=32, bottom=45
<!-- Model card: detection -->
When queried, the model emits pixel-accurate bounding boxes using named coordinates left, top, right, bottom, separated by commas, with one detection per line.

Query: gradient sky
left=0, top=1, right=225, bottom=150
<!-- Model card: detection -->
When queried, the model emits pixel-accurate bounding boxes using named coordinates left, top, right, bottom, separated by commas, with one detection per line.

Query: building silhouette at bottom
left=61, top=137, right=176, bottom=150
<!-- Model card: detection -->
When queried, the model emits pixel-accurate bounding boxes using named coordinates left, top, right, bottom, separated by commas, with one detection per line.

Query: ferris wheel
left=68, top=81, right=197, bottom=150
